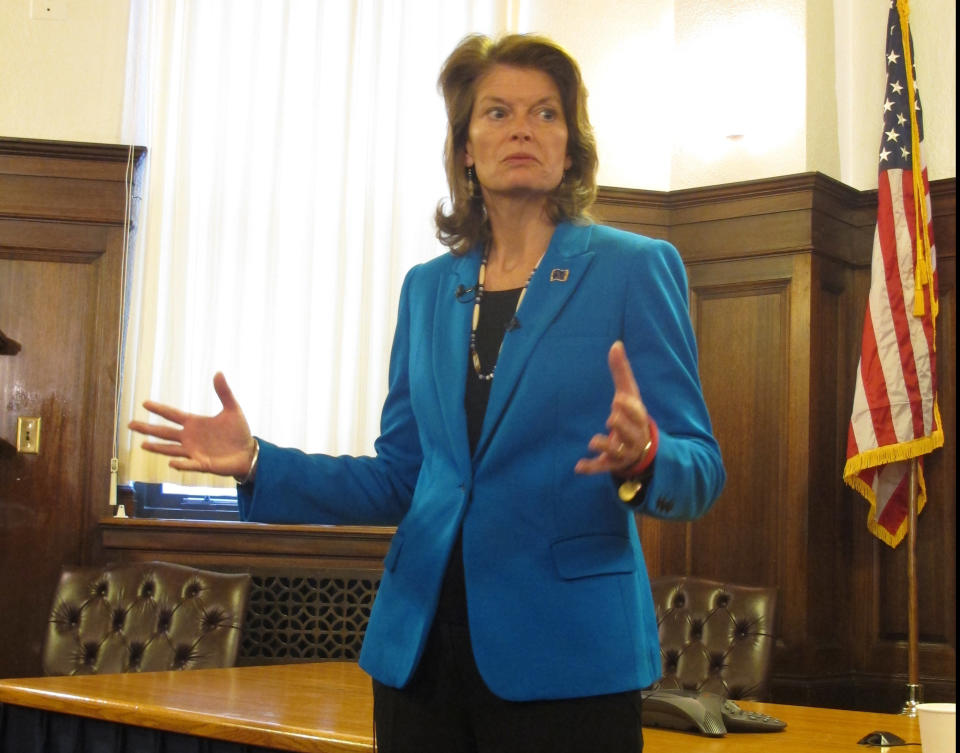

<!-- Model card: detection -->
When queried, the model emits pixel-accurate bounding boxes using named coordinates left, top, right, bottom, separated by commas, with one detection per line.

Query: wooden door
left=0, top=138, right=140, bottom=677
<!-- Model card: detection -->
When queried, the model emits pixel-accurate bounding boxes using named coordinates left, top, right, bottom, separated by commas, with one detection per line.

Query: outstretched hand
left=575, top=341, right=653, bottom=476
left=128, top=372, right=256, bottom=479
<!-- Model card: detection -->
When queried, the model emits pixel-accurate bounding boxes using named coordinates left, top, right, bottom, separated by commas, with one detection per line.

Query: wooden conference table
left=0, top=661, right=922, bottom=752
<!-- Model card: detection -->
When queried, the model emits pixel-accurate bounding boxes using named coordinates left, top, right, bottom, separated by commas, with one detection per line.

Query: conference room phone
left=640, top=689, right=787, bottom=737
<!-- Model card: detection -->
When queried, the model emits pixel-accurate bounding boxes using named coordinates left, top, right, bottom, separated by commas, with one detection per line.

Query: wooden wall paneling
left=804, top=253, right=855, bottom=699
left=913, top=187, right=956, bottom=693
left=99, top=519, right=394, bottom=573
left=850, top=186, right=956, bottom=709
left=787, top=182, right=874, bottom=708
left=782, top=251, right=816, bottom=681
left=595, top=175, right=956, bottom=709
left=0, top=174, right=127, bottom=224
left=667, top=175, right=838, bottom=263
left=82, top=227, right=126, bottom=564
left=0, top=253, right=98, bottom=676
left=684, top=255, right=793, bottom=590
left=590, top=187, right=670, bottom=241
left=844, top=220, right=880, bottom=706
left=812, top=183, right=875, bottom=675
left=0, top=138, right=142, bottom=678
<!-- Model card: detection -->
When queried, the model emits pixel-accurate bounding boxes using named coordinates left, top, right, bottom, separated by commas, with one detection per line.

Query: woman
left=130, top=33, right=725, bottom=753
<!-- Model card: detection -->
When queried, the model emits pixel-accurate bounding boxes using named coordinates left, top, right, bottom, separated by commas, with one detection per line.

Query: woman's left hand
left=574, top=341, right=653, bottom=476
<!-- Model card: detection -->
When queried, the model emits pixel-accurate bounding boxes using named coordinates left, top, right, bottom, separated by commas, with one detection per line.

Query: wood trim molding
left=0, top=137, right=145, bottom=227
left=0, top=136, right=146, bottom=163
left=100, top=518, right=395, bottom=571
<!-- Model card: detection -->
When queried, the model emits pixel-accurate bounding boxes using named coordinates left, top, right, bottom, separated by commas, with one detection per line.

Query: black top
left=435, top=288, right=522, bottom=626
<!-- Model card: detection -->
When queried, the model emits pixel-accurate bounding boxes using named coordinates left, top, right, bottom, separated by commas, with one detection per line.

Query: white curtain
left=119, top=0, right=503, bottom=486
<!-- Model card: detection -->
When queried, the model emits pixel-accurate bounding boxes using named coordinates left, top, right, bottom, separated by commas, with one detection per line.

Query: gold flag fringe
left=844, top=401, right=944, bottom=548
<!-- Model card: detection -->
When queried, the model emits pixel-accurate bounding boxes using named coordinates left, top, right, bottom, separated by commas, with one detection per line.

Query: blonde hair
left=434, top=33, right=598, bottom=255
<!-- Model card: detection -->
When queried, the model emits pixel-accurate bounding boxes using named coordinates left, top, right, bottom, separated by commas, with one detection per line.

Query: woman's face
left=464, top=64, right=572, bottom=200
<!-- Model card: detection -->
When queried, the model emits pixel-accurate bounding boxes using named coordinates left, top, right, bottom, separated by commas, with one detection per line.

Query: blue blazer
left=239, top=221, right=725, bottom=701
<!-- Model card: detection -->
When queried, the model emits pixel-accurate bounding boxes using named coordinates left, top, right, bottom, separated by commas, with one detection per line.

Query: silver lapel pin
left=549, top=269, right=569, bottom=282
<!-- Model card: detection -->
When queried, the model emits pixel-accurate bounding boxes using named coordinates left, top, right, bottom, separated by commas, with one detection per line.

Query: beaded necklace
left=469, top=248, right=544, bottom=381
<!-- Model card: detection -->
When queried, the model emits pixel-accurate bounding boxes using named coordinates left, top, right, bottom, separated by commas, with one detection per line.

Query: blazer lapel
left=474, top=222, right=596, bottom=459
left=433, top=249, right=482, bottom=477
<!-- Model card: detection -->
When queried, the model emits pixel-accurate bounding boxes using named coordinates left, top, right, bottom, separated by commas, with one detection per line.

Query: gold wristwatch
left=618, top=478, right=645, bottom=503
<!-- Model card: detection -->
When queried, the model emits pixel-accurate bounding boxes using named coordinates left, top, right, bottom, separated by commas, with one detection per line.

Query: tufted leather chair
left=41, top=561, right=251, bottom=676
left=648, top=575, right=778, bottom=700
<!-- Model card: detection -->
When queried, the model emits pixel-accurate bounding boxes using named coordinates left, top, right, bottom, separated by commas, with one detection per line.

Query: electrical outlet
left=30, top=0, right=67, bottom=20
left=16, top=417, right=41, bottom=454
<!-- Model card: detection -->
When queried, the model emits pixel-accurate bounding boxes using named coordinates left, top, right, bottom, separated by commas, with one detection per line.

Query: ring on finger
left=615, top=442, right=625, bottom=459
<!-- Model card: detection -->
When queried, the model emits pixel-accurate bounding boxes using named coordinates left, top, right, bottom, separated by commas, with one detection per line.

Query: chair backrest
left=648, top=575, right=778, bottom=700
left=42, top=561, right=251, bottom=676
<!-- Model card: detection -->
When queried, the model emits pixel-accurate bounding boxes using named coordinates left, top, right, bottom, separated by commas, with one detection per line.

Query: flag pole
left=901, top=457, right=922, bottom=716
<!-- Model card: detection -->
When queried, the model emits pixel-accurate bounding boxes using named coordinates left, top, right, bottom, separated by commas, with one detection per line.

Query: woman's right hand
left=128, top=372, right=257, bottom=479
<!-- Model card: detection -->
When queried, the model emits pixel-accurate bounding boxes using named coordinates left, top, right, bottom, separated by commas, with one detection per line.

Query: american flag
left=843, top=0, right=942, bottom=548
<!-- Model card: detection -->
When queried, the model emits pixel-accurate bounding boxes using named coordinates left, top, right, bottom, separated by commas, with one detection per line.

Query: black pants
left=373, top=621, right=644, bottom=753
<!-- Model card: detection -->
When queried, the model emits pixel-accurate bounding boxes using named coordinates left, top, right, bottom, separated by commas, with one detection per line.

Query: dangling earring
left=466, top=165, right=480, bottom=199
